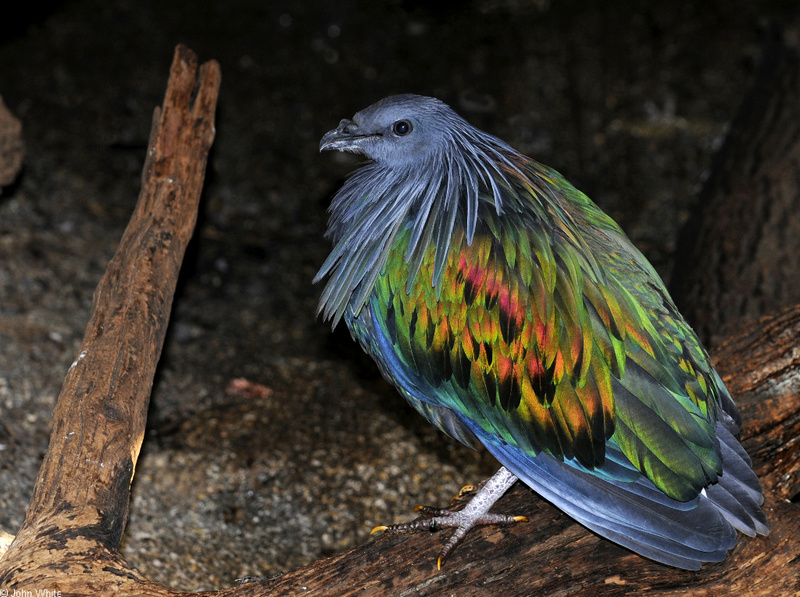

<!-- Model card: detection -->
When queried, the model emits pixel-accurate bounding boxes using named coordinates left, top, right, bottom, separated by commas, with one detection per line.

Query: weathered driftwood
left=0, top=44, right=798, bottom=596
left=0, top=44, right=220, bottom=596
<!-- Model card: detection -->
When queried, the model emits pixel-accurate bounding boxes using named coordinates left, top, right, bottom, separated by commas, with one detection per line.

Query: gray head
left=320, top=94, right=503, bottom=169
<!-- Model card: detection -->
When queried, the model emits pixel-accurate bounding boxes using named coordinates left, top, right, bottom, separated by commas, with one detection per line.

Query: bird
left=314, top=94, right=768, bottom=570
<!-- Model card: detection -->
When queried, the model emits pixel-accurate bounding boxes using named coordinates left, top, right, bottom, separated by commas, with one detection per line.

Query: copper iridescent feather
left=315, top=94, right=767, bottom=569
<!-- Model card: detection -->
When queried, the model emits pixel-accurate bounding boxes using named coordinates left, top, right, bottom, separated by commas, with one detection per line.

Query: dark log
left=0, top=44, right=220, bottom=595
left=671, top=22, right=800, bottom=347
left=0, top=43, right=798, bottom=597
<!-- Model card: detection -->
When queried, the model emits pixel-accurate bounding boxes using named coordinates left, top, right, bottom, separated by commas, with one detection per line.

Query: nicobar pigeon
left=314, top=94, right=768, bottom=570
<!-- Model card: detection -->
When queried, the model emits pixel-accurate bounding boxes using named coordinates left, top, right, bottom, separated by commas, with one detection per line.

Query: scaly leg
left=372, top=466, right=527, bottom=569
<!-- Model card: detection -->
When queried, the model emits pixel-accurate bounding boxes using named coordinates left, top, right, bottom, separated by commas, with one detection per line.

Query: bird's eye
left=392, top=120, right=412, bottom=136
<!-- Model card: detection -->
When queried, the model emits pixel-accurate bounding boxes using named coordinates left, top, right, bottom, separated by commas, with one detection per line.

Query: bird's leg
left=371, top=466, right=527, bottom=569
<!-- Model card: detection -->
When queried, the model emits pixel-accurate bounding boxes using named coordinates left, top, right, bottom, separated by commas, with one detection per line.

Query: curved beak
left=319, top=118, right=374, bottom=153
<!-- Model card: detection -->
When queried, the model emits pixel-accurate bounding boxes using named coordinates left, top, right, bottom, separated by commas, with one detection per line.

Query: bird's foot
left=371, top=467, right=526, bottom=569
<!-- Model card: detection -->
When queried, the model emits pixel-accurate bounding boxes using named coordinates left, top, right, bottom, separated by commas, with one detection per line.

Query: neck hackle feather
left=314, top=101, right=561, bottom=327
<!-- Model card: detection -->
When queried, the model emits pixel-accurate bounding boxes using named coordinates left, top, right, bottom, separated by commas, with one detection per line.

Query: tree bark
left=0, top=44, right=220, bottom=595
left=671, top=21, right=800, bottom=347
left=0, top=44, right=798, bottom=597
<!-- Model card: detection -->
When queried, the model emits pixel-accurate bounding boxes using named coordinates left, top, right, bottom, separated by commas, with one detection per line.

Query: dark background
left=0, top=0, right=794, bottom=590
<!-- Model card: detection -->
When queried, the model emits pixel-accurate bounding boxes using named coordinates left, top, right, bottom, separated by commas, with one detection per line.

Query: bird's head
left=319, top=94, right=461, bottom=168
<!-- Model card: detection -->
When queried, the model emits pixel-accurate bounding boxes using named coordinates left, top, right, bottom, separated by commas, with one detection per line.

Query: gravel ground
left=0, top=0, right=792, bottom=591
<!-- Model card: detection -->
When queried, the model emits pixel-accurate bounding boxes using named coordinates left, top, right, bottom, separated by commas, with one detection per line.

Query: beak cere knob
left=320, top=118, right=360, bottom=152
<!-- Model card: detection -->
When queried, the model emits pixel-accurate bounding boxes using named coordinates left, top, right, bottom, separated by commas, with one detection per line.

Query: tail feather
left=469, top=417, right=767, bottom=570
left=716, top=420, right=764, bottom=503
left=709, top=426, right=769, bottom=536
left=705, top=482, right=760, bottom=538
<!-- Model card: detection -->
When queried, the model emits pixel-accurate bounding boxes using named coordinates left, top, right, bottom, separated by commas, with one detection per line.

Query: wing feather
left=357, top=158, right=737, bottom=500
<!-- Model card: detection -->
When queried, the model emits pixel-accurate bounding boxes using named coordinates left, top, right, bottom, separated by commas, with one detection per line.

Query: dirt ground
left=0, top=0, right=794, bottom=591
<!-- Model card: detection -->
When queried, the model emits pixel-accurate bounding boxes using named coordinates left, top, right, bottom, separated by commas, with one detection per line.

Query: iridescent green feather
left=367, top=160, right=725, bottom=501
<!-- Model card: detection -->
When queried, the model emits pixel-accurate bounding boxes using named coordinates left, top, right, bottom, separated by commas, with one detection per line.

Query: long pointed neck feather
left=314, top=122, right=550, bottom=327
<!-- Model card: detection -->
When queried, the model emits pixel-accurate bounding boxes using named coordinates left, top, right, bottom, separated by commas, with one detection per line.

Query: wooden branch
left=0, top=44, right=798, bottom=597
left=0, top=45, right=220, bottom=595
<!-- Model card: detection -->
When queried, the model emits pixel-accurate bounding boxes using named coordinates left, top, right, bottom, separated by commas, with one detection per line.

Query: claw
left=369, top=467, right=524, bottom=567
left=450, top=484, right=478, bottom=506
